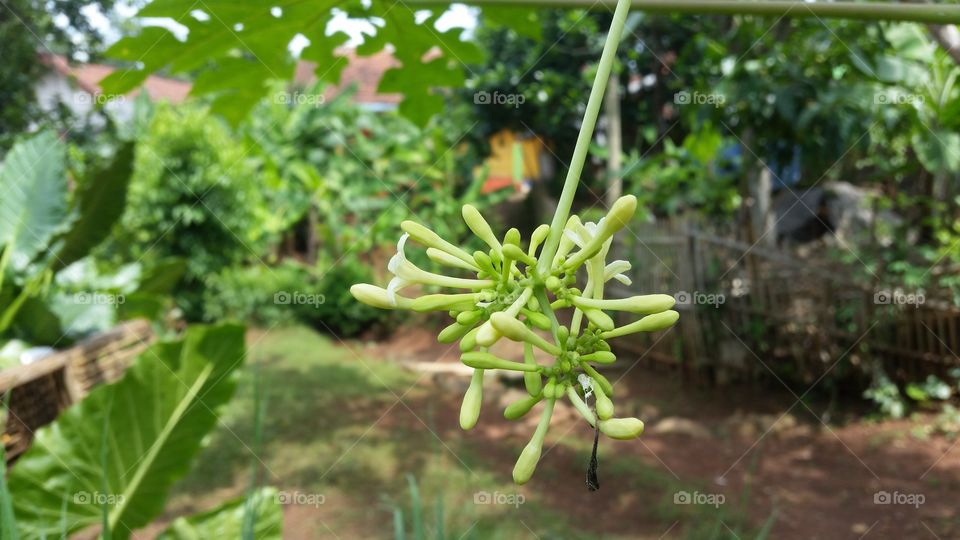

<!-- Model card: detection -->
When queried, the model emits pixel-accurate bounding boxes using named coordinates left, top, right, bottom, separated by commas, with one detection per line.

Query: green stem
left=409, top=0, right=960, bottom=25
left=537, top=0, right=631, bottom=273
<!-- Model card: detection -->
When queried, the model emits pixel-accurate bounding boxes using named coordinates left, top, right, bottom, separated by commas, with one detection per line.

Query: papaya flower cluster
left=351, top=195, right=679, bottom=485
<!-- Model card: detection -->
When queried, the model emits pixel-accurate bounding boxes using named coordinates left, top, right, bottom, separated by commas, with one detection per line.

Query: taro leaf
left=7, top=323, right=246, bottom=539
left=52, top=143, right=135, bottom=271
left=912, top=130, right=960, bottom=173
left=157, top=487, right=282, bottom=539
left=0, top=131, right=68, bottom=269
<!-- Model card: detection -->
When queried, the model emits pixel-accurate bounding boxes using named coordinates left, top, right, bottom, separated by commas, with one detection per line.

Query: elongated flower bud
left=401, top=221, right=474, bottom=265
left=460, top=369, right=484, bottom=430
left=528, top=224, right=550, bottom=257
left=601, top=310, right=680, bottom=339
left=581, top=351, right=616, bottom=364
left=513, top=399, right=554, bottom=485
left=579, top=362, right=613, bottom=396
left=351, top=284, right=413, bottom=309
left=426, top=247, right=478, bottom=271
left=563, top=195, right=637, bottom=270
left=502, top=244, right=536, bottom=266
left=504, top=227, right=521, bottom=246
left=521, top=309, right=552, bottom=331
left=460, top=326, right=480, bottom=352
left=439, top=321, right=474, bottom=343
left=411, top=293, right=480, bottom=313
left=461, top=352, right=541, bottom=372
left=475, top=320, right=501, bottom=347
left=571, top=294, right=675, bottom=314
left=523, top=342, right=542, bottom=396
left=504, top=393, right=543, bottom=420
left=489, top=313, right=561, bottom=355
left=599, top=417, right=644, bottom=440
left=456, top=310, right=483, bottom=326
left=583, top=308, right=615, bottom=331
left=463, top=205, right=502, bottom=252
left=472, top=251, right=497, bottom=276
left=594, top=384, right=614, bottom=420
left=565, top=385, right=596, bottom=426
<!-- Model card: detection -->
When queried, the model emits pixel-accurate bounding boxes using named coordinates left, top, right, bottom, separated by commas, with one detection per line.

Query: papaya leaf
left=7, top=323, right=246, bottom=539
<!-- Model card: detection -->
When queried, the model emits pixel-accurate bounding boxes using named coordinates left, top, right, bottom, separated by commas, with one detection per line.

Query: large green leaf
left=52, top=143, right=135, bottom=271
left=7, top=323, right=246, bottom=539
left=0, top=131, right=68, bottom=268
left=157, top=487, right=282, bottom=539
left=101, top=0, right=480, bottom=126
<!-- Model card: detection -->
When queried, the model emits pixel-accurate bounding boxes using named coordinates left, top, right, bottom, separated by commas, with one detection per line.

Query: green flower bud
left=563, top=195, right=637, bottom=270
left=456, top=310, right=483, bottom=326
left=596, top=393, right=614, bottom=420
left=601, top=310, right=680, bottom=339
left=557, top=326, right=569, bottom=345
left=599, top=417, right=644, bottom=440
left=571, top=294, right=676, bottom=314
left=504, top=227, right=521, bottom=246
left=461, top=352, right=541, bottom=372
left=513, top=399, right=554, bottom=485
left=565, top=385, right=596, bottom=426
left=545, top=276, right=563, bottom=292
left=476, top=320, right=501, bottom=347
left=583, top=308, right=615, bottom=331
left=521, top=309, right=552, bottom=331
left=581, top=351, right=616, bottom=364
left=490, top=313, right=561, bottom=355
left=528, top=224, right=550, bottom=257
left=580, top=363, right=613, bottom=396
left=473, top=251, right=497, bottom=275
left=460, top=369, right=484, bottom=430
left=502, top=244, right=536, bottom=266
left=460, top=326, right=480, bottom=352
left=512, top=441, right=542, bottom=486
left=462, top=204, right=502, bottom=252
left=350, top=284, right=413, bottom=309
left=439, top=322, right=474, bottom=343
left=411, top=293, right=480, bottom=313
left=542, top=379, right=557, bottom=399
left=523, top=343, right=542, bottom=396
left=426, top=247, right=478, bottom=271
left=504, top=393, right=543, bottom=420
left=401, top=221, right=475, bottom=265
left=526, top=295, right=540, bottom=311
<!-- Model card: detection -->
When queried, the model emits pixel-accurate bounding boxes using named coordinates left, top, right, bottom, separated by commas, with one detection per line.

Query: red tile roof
left=39, top=53, right=191, bottom=103
left=296, top=48, right=402, bottom=105
left=40, top=48, right=408, bottom=106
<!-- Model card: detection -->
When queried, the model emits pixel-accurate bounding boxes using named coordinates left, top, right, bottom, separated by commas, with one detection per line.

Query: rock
left=652, top=417, right=712, bottom=438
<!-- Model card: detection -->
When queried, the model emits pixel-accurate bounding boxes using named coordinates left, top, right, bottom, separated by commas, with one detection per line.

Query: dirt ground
left=359, top=327, right=960, bottom=540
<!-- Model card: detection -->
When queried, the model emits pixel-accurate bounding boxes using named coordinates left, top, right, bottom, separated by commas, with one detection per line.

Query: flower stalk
left=351, top=0, right=680, bottom=485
